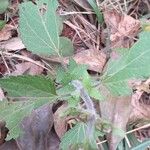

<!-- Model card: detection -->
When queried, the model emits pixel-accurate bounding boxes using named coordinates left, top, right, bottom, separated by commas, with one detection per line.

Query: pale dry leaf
left=130, top=92, right=150, bottom=122
left=73, top=50, right=106, bottom=72
left=0, top=25, right=15, bottom=42
left=20, top=50, right=32, bottom=57
left=0, top=88, right=5, bottom=101
left=44, top=49, right=106, bottom=72
left=130, top=79, right=150, bottom=122
left=104, top=9, right=140, bottom=48
left=0, top=37, right=25, bottom=51
left=102, top=96, right=131, bottom=150
left=54, top=103, right=68, bottom=139
left=11, top=61, right=44, bottom=76
left=100, top=86, right=132, bottom=150
left=71, top=50, right=106, bottom=72
left=0, top=139, right=18, bottom=150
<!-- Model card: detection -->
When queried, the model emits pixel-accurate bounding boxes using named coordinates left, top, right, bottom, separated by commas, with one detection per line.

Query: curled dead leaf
left=130, top=79, right=150, bottom=122
left=100, top=87, right=132, bottom=150
left=103, top=9, right=140, bottom=48
left=73, top=50, right=106, bottom=72
left=42, top=49, right=106, bottom=73
left=11, top=61, right=44, bottom=76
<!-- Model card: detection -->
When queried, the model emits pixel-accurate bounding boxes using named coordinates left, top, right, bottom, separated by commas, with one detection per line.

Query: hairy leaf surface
left=56, top=59, right=103, bottom=100
left=0, top=101, right=33, bottom=139
left=0, top=0, right=9, bottom=14
left=60, top=123, right=97, bottom=150
left=0, top=75, right=56, bottom=100
left=19, top=0, right=73, bottom=56
left=102, top=32, right=150, bottom=95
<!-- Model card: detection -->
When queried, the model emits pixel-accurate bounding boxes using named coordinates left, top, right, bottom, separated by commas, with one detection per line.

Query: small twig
left=105, top=25, right=112, bottom=59
left=60, top=11, right=94, bottom=16
left=97, top=123, right=150, bottom=145
left=0, top=51, right=54, bottom=74
left=125, top=135, right=131, bottom=148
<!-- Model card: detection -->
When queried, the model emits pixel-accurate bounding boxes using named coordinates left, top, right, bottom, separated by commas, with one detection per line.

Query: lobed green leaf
left=19, top=0, right=73, bottom=57
left=0, top=75, right=57, bottom=100
left=0, top=101, right=33, bottom=139
left=102, top=32, right=150, bottom=96
left=60, top=123, right=97, bottom=150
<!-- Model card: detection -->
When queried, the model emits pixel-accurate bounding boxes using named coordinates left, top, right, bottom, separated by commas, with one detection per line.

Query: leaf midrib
left=104, top=49, right=150, bottom=82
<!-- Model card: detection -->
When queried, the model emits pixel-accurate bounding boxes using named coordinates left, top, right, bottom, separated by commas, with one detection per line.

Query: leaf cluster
left=0, top=0, right=150, bottom=149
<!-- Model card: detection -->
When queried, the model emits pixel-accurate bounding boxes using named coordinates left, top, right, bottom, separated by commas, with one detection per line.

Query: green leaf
left=0, top=0, right=9, bottom=14
left=0, top=101, right=33, bottom=139
left=56, top=84, right=75, bottom=95
left=56, top=59, right=88, bottom=86
left=60, top=123, right=97, bottom=150
left=60, top=123, right=86, bottom=150
left=102, top=32, right=150, bottom=96
left=57, top=59, right=103, bottom=100
left=67, top=95, right=80, bottom=107
left=114, top=48, right=130, bottom=56
left=82, top=73, right=103, bottom=101
left=112, top=127, right=125, bottom=138
left=19, top=0, right=73, bottom=56
left=87, top=0, right=103, bottom=24
left=131, top=139, right=150, bottom=150
left=0, top=75, right=57, bottom=100
left=0, top=20, right=6, bottom=30
left=89, top=87, right=104, bottom=101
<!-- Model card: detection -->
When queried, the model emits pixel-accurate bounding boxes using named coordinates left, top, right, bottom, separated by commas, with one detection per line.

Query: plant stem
left=71, top=80, right=97, bottom=140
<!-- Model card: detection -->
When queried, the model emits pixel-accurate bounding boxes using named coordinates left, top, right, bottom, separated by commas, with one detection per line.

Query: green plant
left=19, top=0, right=73, bottom=56
left=0, top=0, right=150, bottom=149
left=0, top=0, right=9, bottom=30
left=87, top=0, right=103, bottom=24
left=0, top=0, right=9, bottom=14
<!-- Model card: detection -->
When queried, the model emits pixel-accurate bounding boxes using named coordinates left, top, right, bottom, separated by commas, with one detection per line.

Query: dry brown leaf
left=0, top=63, right=7, bottom=75
left=11, top=61, right=44, bottom=76
left=73, top=50, right=106, bottom=72
left=1, top=104, right=55, bottom=150
left=130, top=79, right=150, bottom=122
left=100, top=96, right=131, bottom=150
left=103, top=9, right=140, bottom=48
left=0, top=37, right=25, bottom=51
left=0, top=25, right=15, bottom=42
left=17, top=104, right=56, bottom=150
left=44, top=49, right=106, bottom=72
left=100, top=87, right=131, bottom=150
left=70, top=50, right=106, bottom=72
left=0, top=121, right=8, bottom=146
left=0, top=139, right=18, bottom=150
left=54, top=104, right=68, bottom=139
